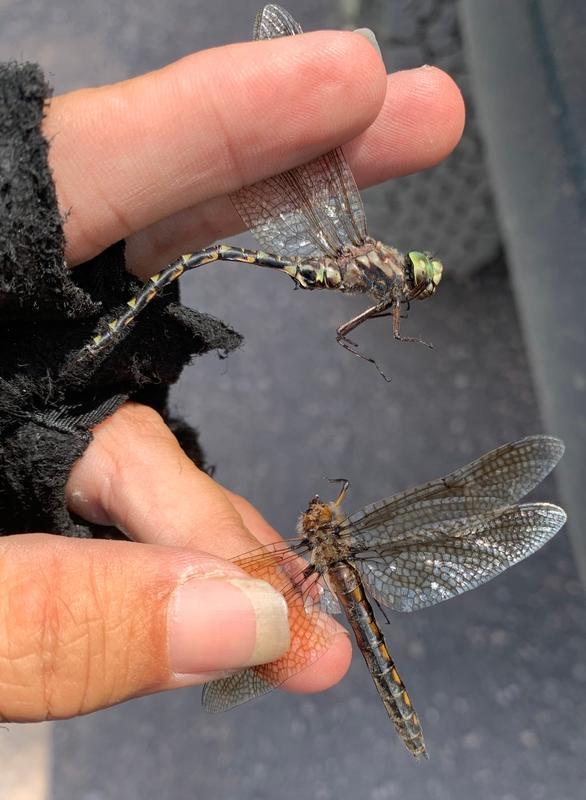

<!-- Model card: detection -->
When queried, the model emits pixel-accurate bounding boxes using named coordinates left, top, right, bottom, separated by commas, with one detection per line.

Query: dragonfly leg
left=326, top=478, right=350, bottom=506
left=372, top=595, right=391, bottom=626
left=336, top=302, right=393, bottom=382
left=369, top=300, right=410, bottom=321
left=392, top=302, right=434, bottom=349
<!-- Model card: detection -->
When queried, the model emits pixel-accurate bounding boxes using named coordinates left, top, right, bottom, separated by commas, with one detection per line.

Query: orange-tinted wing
left=202, top=541, right=339, bottom=712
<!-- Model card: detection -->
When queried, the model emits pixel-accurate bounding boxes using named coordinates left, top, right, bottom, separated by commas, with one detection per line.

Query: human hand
left=0, top=28, right=464, bottom=721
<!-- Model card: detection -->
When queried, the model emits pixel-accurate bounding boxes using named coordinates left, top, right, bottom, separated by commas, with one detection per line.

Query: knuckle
left=98, top=403, right=167, bottom=451
left=114, top=402, right=165, bottom=434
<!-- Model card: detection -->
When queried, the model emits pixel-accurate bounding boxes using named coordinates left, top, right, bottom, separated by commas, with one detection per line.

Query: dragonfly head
left=406, top=251, right=443, bottom=300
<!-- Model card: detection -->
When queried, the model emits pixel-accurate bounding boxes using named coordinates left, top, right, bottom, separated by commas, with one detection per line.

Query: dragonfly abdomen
left=327, top=561, right=428, bottom=759
left=79, top=244, right=299, bottom=357
left=280, top=260, right=339, bottom=290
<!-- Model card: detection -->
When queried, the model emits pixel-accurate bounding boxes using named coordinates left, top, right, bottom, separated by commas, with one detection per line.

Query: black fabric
left=0, top=62, right=242, bottom=538
left=0, top=62, right=97, bottom=319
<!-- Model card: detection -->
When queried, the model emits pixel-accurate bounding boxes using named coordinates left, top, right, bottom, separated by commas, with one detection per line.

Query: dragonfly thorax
left=287, top=248, right=442, bottom=307
left=297, top=497, right=351, bottom=567
left=285, top=240, right=411, bottom=301
left=338, top=241, right=405, bottom=299
left=298, top=496, right=334, bottom=531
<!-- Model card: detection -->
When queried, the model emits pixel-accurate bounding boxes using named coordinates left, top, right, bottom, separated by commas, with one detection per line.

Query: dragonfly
left=74, top=4, right=442, bottom=380
left=202, top=435, right=566, bottom=759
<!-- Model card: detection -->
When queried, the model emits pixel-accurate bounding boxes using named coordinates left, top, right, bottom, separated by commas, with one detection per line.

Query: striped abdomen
left=326, top=561, right=427, bottom=759
left=78, top=245, right=301, bottom=359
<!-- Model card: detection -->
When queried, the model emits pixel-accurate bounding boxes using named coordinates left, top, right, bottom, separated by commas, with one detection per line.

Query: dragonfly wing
left=230, top=6, right=368, bottom=258
left=345, top=436, right=565, bottom=547
left=202, top=664, right=275, bottom=711
left=232, top=151, right=368, bottom=259
left=353, top=503, right=566, bottom=612
left=317, top=583, right=342, bottom=615
left=253, top=4, right=303, bottom=37
left=346, top=496, right=515, bottom=551
left=202, top=542, right=339, bottom=712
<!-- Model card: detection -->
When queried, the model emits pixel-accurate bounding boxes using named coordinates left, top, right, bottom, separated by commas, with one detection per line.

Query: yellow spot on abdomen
left=379, top=643, right=391, bottom=661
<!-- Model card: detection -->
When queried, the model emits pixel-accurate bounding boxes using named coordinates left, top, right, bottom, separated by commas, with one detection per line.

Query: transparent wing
left=202, top=539, right=339, bottom=712
left=317, top=583, right=342, bottom=615
left=232, top=152, right=368, bottom=259
left=353, top=503, right=566, bottom=612
left=230, top=6, right=368, bottom=258
left=253, top=4, right=302, bottom=38
left=344, top=436, right=565, bottom=549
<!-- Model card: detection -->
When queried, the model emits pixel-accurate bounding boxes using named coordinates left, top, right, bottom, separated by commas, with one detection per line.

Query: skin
left=0, top=29, right=464, bottom=722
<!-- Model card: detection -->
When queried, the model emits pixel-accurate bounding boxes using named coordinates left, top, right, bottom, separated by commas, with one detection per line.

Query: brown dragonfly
left=202, top=436, right=566, bottom=759
left=72, top=4, right=442, bottom=381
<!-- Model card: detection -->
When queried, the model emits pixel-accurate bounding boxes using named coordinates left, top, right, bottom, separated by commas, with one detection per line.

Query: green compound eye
left=429, top=257, right=443, bottom=285
left=407, top=251, right=443, bottom=299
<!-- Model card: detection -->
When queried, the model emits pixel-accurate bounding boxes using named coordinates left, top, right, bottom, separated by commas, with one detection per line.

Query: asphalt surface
left=1, top=2, right=585, bottom=799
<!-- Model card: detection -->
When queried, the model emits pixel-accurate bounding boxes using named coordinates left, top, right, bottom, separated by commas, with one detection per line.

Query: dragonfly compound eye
left=407, top=251, right=443, bottom=299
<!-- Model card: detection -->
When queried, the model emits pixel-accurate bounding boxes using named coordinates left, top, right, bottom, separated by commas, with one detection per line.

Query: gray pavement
left=1, top=2, right=585, bottom=799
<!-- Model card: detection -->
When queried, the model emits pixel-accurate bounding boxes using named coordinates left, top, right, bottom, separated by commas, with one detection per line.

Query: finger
left=67, top=403, right=272, bottom=558
left=65, top=403, right=352, bottom=695
left=222, top=489, right=285, bottom=548
left=44, top=31, right=387, bottom=266
left=0, top=533, right=294, bottom=720
left=344, top=64, right=465, bottom=184
left=125, top=65, right=465, bottom=275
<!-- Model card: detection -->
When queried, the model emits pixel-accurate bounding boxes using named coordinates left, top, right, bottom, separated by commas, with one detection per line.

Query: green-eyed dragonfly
left=74, top=4, right=442, bottom=380
left=202, top=436, right=566, bottom=760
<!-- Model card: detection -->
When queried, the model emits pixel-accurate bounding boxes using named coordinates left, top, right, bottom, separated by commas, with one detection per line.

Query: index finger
left=44, top=30, right=388, bottom=266
left=109, top=65, right=465, bottom=276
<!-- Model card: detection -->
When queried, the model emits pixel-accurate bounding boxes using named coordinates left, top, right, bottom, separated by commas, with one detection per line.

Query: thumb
left=0, top=533, right=289, bottom=721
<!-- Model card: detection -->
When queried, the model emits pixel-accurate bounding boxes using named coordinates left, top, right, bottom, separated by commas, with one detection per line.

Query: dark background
left=0, top=1, right=584, bottom=798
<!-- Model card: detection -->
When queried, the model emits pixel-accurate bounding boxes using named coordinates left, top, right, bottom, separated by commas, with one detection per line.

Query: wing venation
left=354, top=503, right=566, bottom=611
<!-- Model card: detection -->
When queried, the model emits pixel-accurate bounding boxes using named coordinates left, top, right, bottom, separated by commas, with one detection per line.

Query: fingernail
left=169, top=577, right=290, bottom=675
left=353, top=27, right=382, bottom=58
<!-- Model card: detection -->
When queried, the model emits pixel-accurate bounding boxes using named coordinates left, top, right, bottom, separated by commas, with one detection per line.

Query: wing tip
left=519, top=434, right=565, bottom=458
left=519, top=501, right=567, bottom=533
